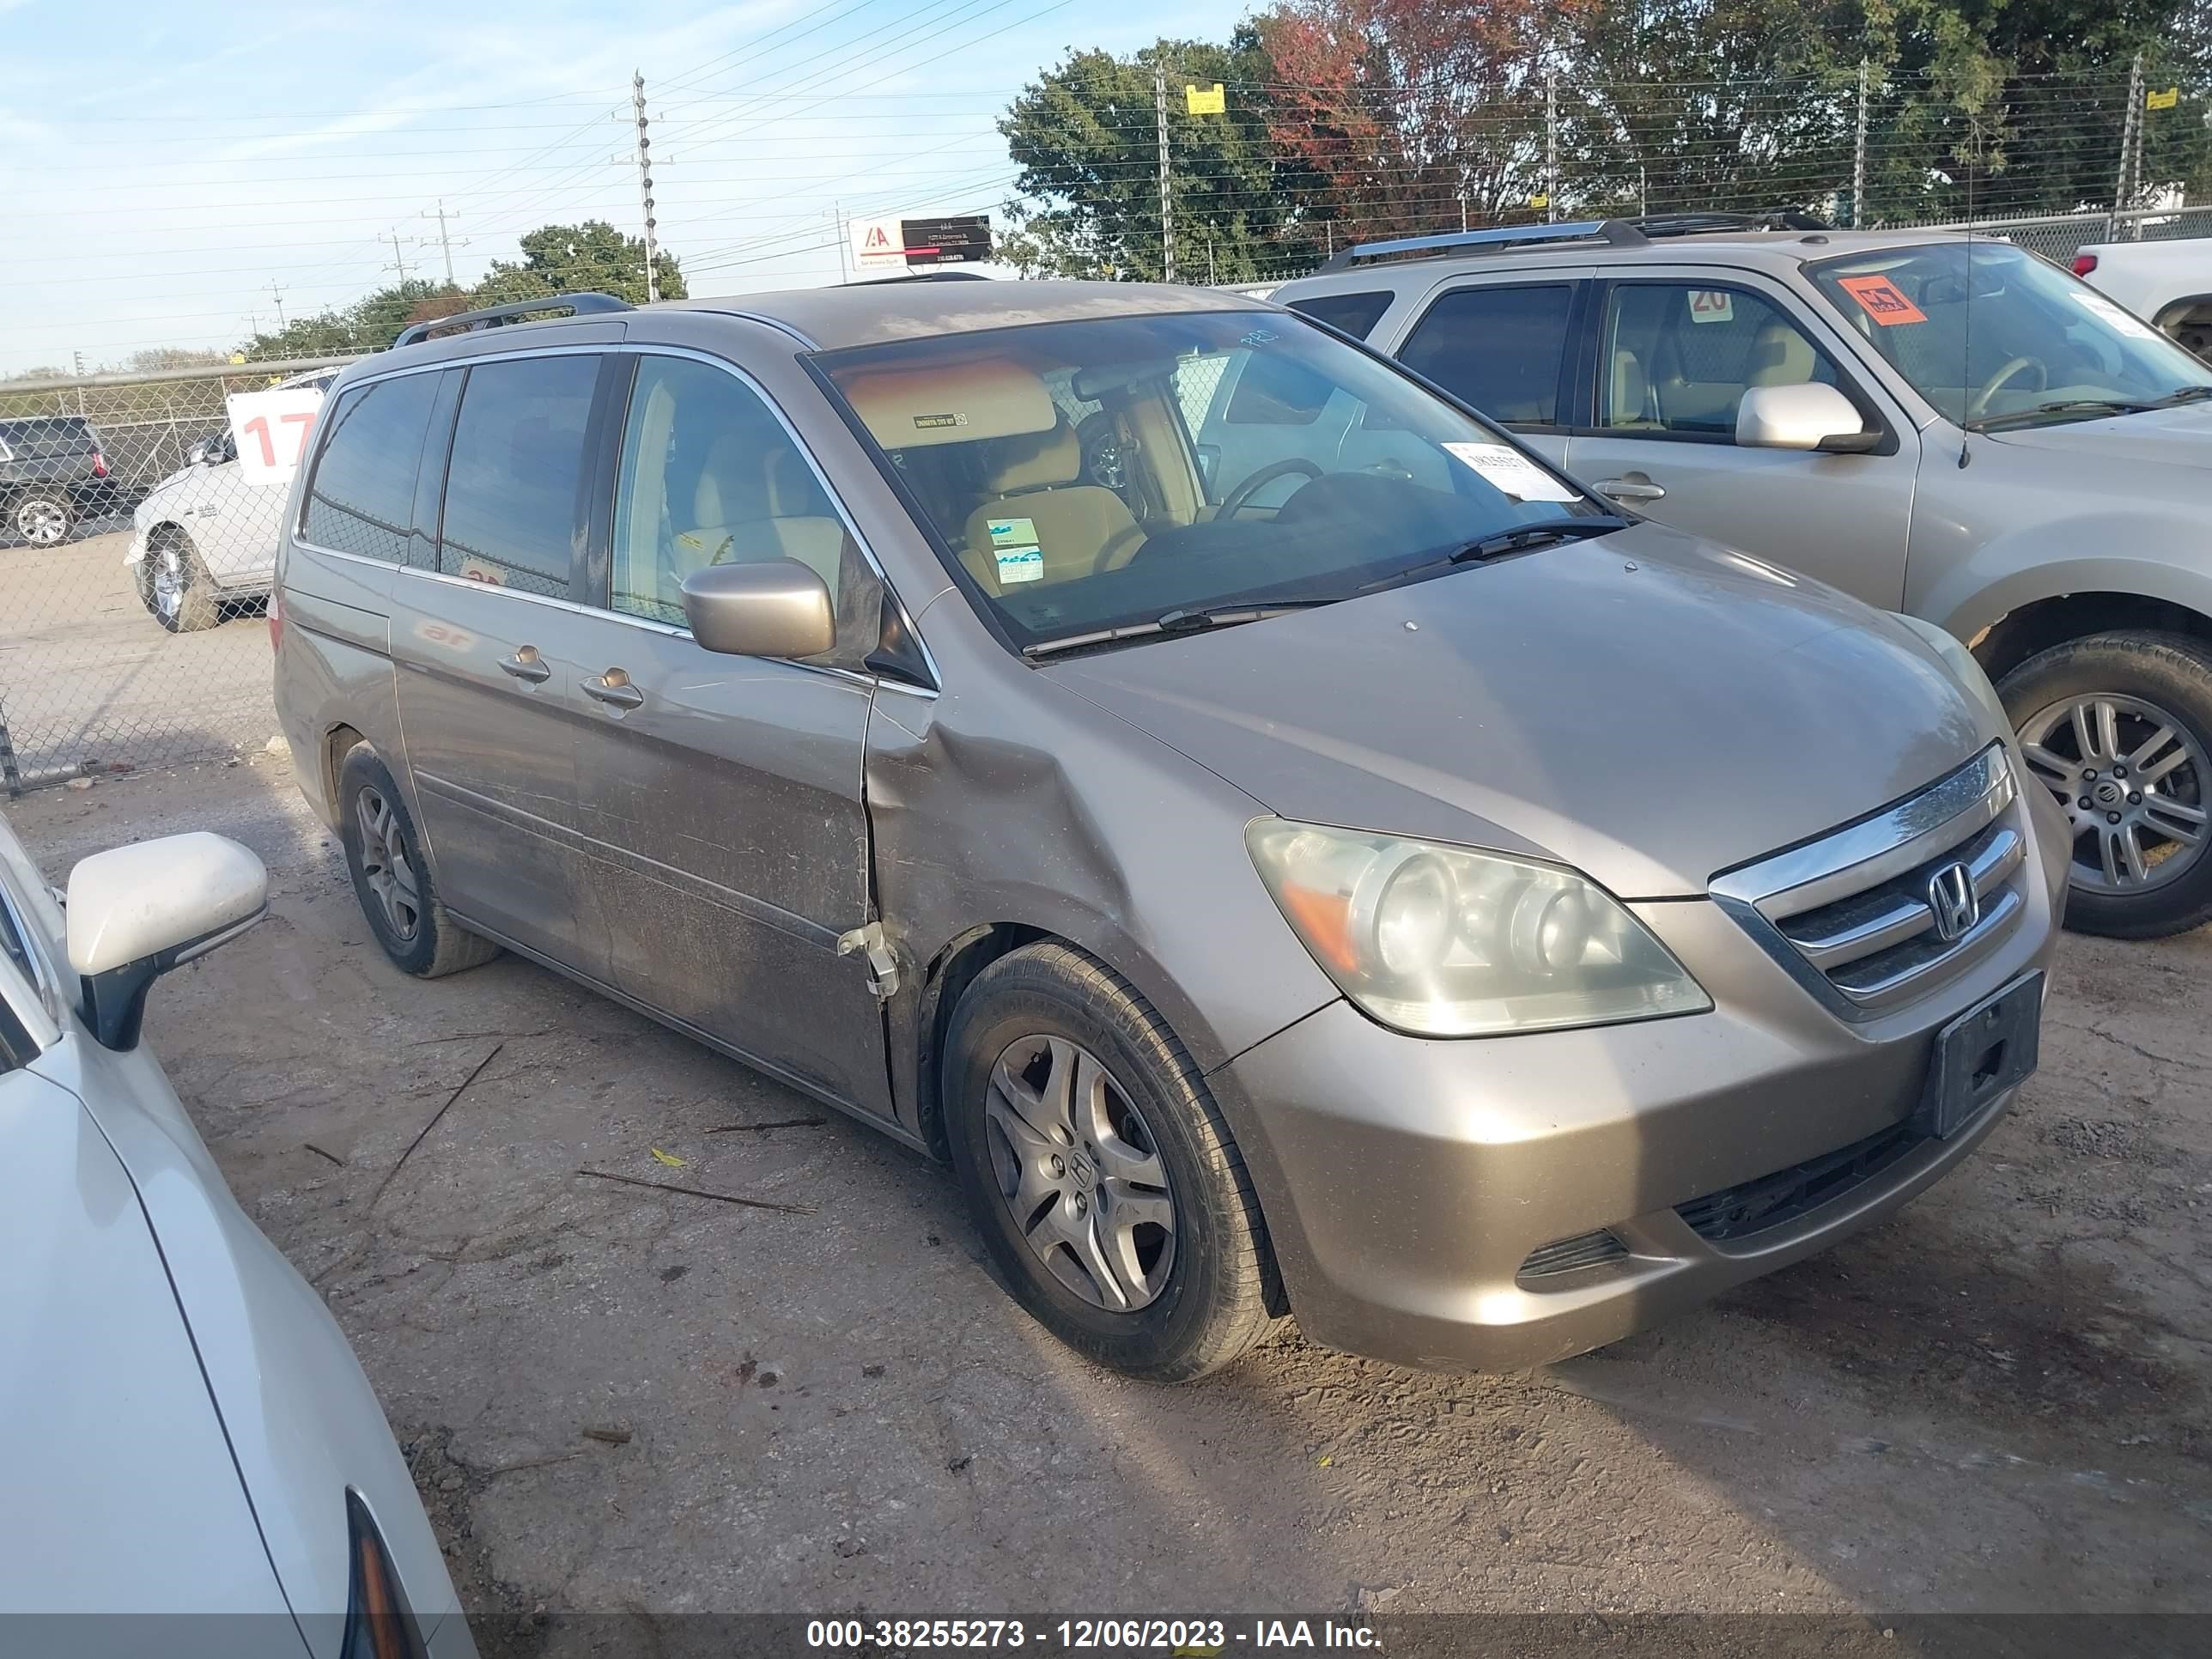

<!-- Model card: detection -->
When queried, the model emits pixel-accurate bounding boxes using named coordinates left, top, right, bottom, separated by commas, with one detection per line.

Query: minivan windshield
left=1808, top=241, right=2212, bottom=429
left=817, top=309, right=1613, bottom=653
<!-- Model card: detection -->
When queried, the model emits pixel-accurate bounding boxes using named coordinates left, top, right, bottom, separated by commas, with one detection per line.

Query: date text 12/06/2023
left=805, top=1618, right=1385, bottom=1650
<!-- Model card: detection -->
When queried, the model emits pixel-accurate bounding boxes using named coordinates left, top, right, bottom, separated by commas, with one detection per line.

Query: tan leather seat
left=958, top=419, right=1144, bottom=595
left=685, top=434, right=847, bottom=595
left=1609, top=349, right=1657, bottom=427
left=1747, top=320, right=1818, bottom=386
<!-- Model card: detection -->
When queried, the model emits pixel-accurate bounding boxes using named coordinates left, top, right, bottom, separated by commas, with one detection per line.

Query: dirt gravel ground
left=10, top=754, right=2211, bottom=1644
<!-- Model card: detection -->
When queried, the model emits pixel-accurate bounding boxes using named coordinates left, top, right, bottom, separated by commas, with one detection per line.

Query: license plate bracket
left=1915, top=970, right=2044, bottom=1140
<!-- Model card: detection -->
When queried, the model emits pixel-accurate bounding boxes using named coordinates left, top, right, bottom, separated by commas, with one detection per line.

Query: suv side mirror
left=682, top=561, right=836, bottom=659
left=67, top=833, right=267, bottom=1050
left=1736, top=383, right=1879, bottom=453
left=185, top=439, right=214, bottom=466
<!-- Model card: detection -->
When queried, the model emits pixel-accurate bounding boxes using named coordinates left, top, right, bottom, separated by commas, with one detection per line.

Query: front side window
left=1599, top=283, right=1844, bottom=438
left=301, top=374, right=440, bottom=561
left=1397, top=284, right=1575, bottom=425
left=438, top=355, right=600, bottom=597
left=609, top=355, right=863, bottom=639
left=817, top=309, right=1613, bottom=653
left=1808, top=241, right=2212, bottom=428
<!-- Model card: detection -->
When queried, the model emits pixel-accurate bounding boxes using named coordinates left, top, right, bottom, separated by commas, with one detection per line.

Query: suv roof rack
left=1319, top=209, right=1832, bottom=272
left=392, top=291, right=633, bottom=350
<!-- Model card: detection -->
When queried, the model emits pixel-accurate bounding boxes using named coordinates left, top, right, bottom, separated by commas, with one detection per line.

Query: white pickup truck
left=2072, top=236, right=2212, bottom=359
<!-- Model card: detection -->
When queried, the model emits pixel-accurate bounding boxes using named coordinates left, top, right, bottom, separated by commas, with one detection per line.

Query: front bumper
left=1218, top=781, right=2069, bottom=1372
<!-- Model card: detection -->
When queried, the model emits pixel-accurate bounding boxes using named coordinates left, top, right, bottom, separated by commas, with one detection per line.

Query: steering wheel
left=1968, top=356, right=2047, bottom=419
left=1218, top=458, right=1324, bottom=519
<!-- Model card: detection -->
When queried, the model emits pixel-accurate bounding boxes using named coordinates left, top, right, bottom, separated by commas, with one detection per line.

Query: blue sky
left=0, top=0, right=1248, bottom=374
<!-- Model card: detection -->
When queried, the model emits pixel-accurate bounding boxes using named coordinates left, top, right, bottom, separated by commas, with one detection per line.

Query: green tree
left=472, top=220, right=685, bottom=306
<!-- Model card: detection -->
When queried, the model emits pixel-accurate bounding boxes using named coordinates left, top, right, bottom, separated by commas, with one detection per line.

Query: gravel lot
left=10, top=755, right=2211, bottom=1647
left=0, top=527, right=275, bottom=779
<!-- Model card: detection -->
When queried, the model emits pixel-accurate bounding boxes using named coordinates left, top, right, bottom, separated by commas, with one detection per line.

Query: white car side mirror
left=67, top=833, right=267, bottom=1049
left=1736, top=382, right=1880, bottom=453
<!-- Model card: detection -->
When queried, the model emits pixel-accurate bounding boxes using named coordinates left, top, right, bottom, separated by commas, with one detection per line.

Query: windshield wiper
left=1967, top=397, right=2162, bottom=432
left=1021, top=599, right=1338, bottom=660
left=1358, top=514, right=1630, bottom=592
left=2158, top=384, right=2212, bottom=405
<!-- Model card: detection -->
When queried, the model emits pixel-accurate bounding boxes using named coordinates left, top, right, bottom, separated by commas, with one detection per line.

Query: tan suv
left=272, top=283, right=2063, bottom=1380
left=1273, top=215, right=2212, bottom=936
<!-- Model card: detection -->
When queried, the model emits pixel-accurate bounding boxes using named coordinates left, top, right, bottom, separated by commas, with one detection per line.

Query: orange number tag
left=1837, top=274, right=1929, bottom=326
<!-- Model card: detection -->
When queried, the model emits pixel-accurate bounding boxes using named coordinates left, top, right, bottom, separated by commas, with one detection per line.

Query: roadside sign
left=851, top=214, right=993, bottom=270
left=1186, top=82, right=1225, bottom=115
left=2147, top=87, right=2179, bottom=110
left=225, top=386, right=323, bottom=489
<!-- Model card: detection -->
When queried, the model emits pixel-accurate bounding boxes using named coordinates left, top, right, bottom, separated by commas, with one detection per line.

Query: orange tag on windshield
left=1837, top=274, right=1929, bottom=326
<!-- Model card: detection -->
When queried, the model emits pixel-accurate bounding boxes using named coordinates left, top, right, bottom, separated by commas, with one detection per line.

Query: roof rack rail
left=1320, top=220, right=1648, bottom=272
left=392, top=291, right=633, bottom=350
left=1630, top=210, right=1832, bottom=237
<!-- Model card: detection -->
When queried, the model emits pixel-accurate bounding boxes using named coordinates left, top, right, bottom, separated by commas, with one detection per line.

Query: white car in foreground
left=2074, top=235, right=2212, bottom=359
left=128, top=368, right=337, bottom=634
left=0, top=813, right=471, bottom=1657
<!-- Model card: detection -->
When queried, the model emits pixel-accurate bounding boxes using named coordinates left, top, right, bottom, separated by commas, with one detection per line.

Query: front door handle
left=1595, top=477, right=1667, bottom=503
left=582, top=670, right=645, bottom=711
left=497, top=647, right=551, bottom=684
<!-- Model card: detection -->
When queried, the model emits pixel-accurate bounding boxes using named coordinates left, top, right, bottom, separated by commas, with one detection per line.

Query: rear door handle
left=1595, top=477, right=1667, bottom=502
left=582, top=671, right=645, bottom=711
left=498, top=647, right=551, bottom=684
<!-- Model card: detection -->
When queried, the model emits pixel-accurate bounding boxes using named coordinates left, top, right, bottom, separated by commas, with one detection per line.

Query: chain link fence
left=0, top=356, right=354, bottom=790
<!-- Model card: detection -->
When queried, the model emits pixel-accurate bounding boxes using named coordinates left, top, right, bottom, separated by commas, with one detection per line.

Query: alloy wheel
left=15, top=498, right=66, bottom=546
left=355, top=785, right=424, bottom=941
left=2019, top=692, right=2210, bottom=893
left=982, top=1033, right=1177, bottom=1313
left=152, top=544, right=186, bottom=623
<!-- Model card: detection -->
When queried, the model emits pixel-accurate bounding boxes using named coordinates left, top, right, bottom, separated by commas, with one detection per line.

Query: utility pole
left=833, top=203, right=850, bottom=282
left=385, top=230, right=411, bottom=285
left=632, top=70, right=661, bottom=305
left=269, top=280, right=286, bottom=330
left=1852, top=59, right=1871, bottom=228
left=1154, top=63, right=1176, bottom=283
left=421, top=201, right=465, bottom=286
left=1544, top=67, right=1559, bottom=224
left=2112, top=51, right=2145, bottom=238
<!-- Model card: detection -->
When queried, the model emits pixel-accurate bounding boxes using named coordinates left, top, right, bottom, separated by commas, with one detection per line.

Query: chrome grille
left=1711, top=745, right=2028, bottom=1018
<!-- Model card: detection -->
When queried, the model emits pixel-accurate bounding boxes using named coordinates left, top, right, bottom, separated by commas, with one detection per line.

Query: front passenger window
left=611, top=356, right=861, bottom=637
left=1600, top=283, right=1842, bottom=437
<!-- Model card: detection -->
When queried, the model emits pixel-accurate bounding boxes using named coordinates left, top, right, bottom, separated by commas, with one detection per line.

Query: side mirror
left=1736, top=383, right=1880, bottom=453
left=681, top=561, right=836, bottom=659
left=67, top=833, right=267, bottom=1050
left=185, top=439, right=214, bottom=466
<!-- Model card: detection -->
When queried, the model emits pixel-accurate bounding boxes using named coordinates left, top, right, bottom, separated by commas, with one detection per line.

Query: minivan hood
left=1984, top=398, right=2212, bottom=471
left=1051, top=526, right=1996, bottom=897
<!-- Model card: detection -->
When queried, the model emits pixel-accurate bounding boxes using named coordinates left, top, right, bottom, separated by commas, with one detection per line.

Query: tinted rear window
left=301, top=374, right=440, bottom=562
left=0, top=419, right=98, bottom=459
left=1284, top=289, right=1394, bottom=341
left=1398, top=284, right=1575, bottom=425
left=438, top=356, right=600, bottom=598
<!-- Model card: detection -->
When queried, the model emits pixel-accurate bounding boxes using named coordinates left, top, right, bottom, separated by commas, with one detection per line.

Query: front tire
left=942, top=943, right=1279, bottom=1382
left=337, top=745, right=500, bottom=977
left=139, top=530, right=222, bottom=632
left=2000, top=630, right=2212, bottom=938
left=11, top=489, right=74, bottom=547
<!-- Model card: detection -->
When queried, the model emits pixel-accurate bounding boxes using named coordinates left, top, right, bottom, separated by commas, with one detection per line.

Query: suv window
left=1599, top=282, right=1841, bottom=437
left=301, top=374, right=441, bottom=562
left=1398, top=284, right=1574, bottom=426
left=609, top=354, right=860, bottom=639
left=439, top=355, right=600, bottom=597
left=1283, top=289, right=1394, bottom=342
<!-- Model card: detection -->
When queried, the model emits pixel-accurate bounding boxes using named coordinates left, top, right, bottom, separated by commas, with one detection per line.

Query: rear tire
left=10, top=489, right=74, bottom=547
left=1998, top=630, right=2212, bottom=938
left=139, top=530, right=222, bottom=633
left=942, top=943, right=1279, bottom=1382
left=337, top=745, right=500, bottom=977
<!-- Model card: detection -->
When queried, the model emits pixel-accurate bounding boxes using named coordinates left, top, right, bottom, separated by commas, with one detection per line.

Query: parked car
left=1272, top=216, right=2212, bottom=936
left=129, top=368, right=337, bottom=631
left=0, top=812, right=471, bottom=1652
left=1, top=413, right=126, bottom=547
left=2073, top=234, right=2212, bottom=359
left=273, top=284, right=2064, bottom=1382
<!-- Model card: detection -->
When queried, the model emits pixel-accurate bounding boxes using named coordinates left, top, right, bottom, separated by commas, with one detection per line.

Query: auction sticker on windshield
left=1836, top=274, right=1929, bottom=326
left=988, top=516, right=1045, bottom=584
left=1442, top=441, right=1579, bottom=503
left=2069, top=289, right=2164, bottom=342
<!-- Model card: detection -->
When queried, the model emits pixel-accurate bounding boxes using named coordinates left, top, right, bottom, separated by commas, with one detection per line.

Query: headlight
left=1892, top=612, right=2007, bottom=726
left=1246, top=821, right=1711, bottom=1037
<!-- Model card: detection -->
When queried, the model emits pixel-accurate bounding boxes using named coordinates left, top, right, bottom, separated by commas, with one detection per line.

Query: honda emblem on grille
left=1926, top=860, right=1979, bottom=943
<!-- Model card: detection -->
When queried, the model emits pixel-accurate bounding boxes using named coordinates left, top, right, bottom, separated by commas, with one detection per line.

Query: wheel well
left=1972, top=592, right=2212, bottom=684
left=914, top=922, right=1048, bottom=1159
left=323, top=724, right=368, bottom=811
